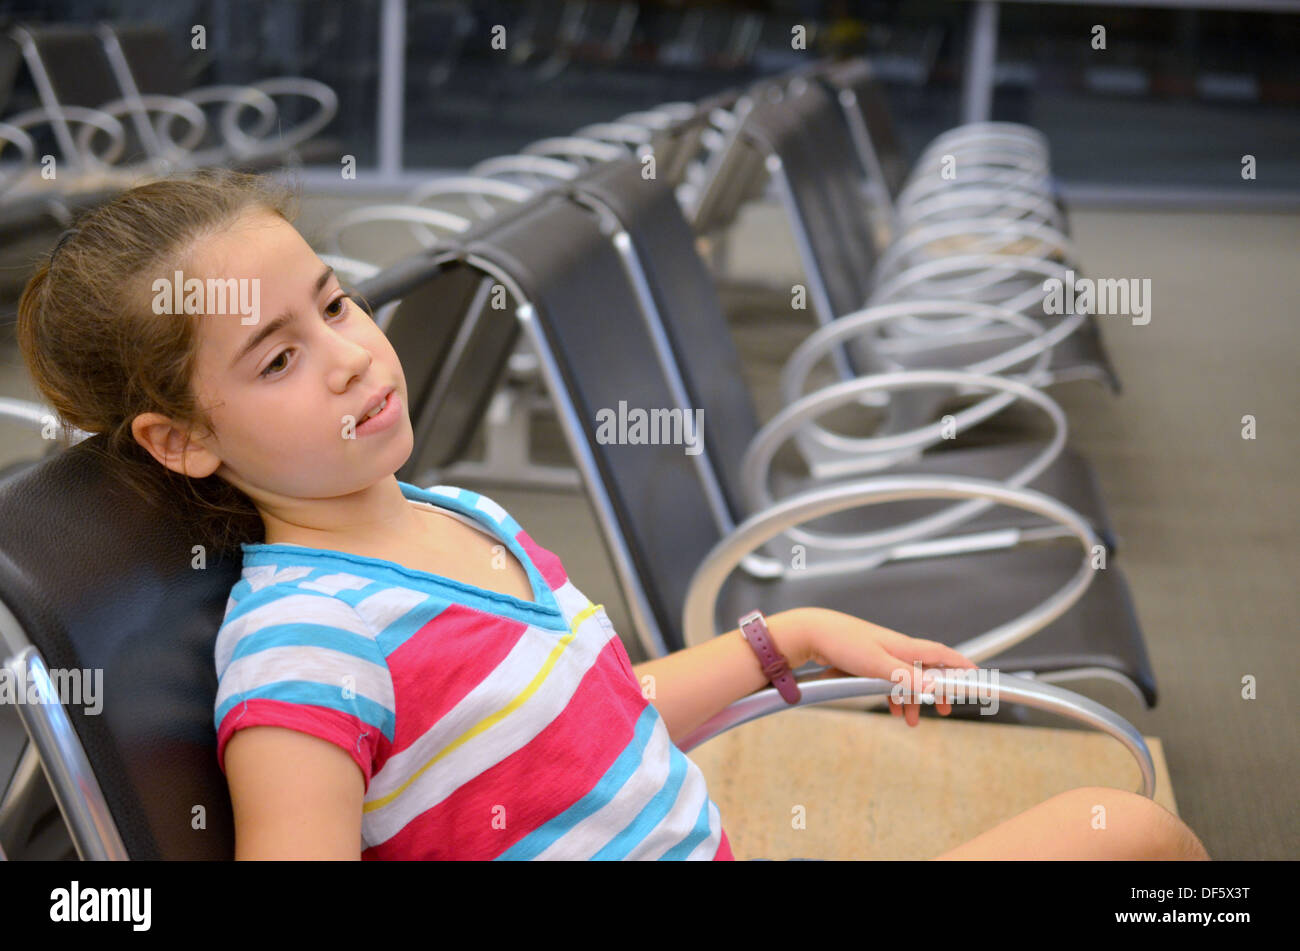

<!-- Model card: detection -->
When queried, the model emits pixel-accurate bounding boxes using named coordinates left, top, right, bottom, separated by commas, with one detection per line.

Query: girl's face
left=135, top=208, right=414, bottom=511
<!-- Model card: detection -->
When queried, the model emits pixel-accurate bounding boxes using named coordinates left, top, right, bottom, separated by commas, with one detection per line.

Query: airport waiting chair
left=0, top=432, right=1158, bottom=861
left=568, top=157, right=1120, bottom=558
left=733, top=77, right=1120, bottom=396
left=420, top=188, right=1155, bottom=710
left=99, top=22, right=340, bottom=173
left=7, top=24, right=180, bottom=180
left=817, top=57, right=1065, bottom=243
left=0, top=30, right=130, bottom=236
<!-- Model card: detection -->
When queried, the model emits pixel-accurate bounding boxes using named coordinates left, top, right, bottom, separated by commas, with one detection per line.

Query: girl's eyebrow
left=229, top=266, right=335, bottom=370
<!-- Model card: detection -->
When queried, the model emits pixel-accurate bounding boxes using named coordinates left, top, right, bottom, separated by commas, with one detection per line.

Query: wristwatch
left=738, top=610, right=802, bottom=705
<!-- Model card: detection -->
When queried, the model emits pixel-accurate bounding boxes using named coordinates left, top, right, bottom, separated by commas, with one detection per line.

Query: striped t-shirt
left=213, top=480, right=735, bottom=860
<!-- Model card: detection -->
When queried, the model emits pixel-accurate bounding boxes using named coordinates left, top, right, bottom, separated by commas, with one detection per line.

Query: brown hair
left=16, top=167, right=302, bottom=558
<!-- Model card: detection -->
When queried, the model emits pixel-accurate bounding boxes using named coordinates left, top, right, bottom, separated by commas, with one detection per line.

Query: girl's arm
left=631, top=608, right=813, bottom=747
left=631, top=607, right=980, bottom=745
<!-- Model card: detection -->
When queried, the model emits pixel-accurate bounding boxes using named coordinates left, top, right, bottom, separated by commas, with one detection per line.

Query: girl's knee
left=1058, top=786, right=1207, bottom=860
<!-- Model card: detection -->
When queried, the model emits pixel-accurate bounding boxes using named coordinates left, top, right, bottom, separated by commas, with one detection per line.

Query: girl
left=16, top=168, right=1208, bottom=861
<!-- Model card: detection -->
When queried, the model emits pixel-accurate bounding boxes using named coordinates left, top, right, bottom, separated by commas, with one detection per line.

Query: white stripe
left=355, top=586, right=435, bottom=635
left=362, top=619, right=613, bottom=842
left=473, top=493, right=508, bottom=525
left=683, top=800, right=725, bottom=861
left=242, top=563, right=314, bottom=593
left=531, top=713, right=675, bottom=860
left=301, top=571, right=375, bottom=596
left=215, top=591, right=377, bottom=674
left=624, top=753, right=714, bottom=860
left=216, top=644, right=394, bottom=714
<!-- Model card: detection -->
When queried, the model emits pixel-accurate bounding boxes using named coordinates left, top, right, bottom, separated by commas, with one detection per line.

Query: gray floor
left=1, top=198, right=1296, bottom=860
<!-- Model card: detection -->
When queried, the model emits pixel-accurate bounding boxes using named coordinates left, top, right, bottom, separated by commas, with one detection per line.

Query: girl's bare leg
left=933, top=786, right=1210, bottom=860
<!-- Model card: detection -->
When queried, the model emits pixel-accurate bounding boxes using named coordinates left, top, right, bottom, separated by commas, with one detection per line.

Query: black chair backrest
left=0, top=31, right=20, bottom=115
left=105, top=23, right=189, bottom=98
left=742, top=81, right=885, bottom=374
left=821, top=57, right=909, bottom=198
left=460, top=190, right=726, bottom=651
left=16, top=25, right=152, bottom=167
left=572, top=157, right=759, bottom=521
left=0, top=435, right=241, bottom=859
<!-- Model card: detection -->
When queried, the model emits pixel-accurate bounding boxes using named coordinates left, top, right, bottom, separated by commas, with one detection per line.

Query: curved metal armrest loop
left=879, top=217, right=1076, bottom=282
left=870, top=254, right=1075, bottom=327
left=744, top=370, right=1068, bottom=555
left=896, top=167, right=1055, bottom=213
left=676, top=671, right=1156, bottom=800
left=163, top=84, right=278, bottom=158
left=780, top=299, right=1051, bottom=404
left=6, top=105, right=128, bottom=170
left=74, top=94, right=209, bottom=169
left=223, top=77, right=337, bottom=155
left=319, top=204, right=471, bottom=258
left=682, top=476, right=1100, bottom=666
left=907, top=146, right=1049, bottom=182
left=406, top=175, right=534, bottom=222
left=469, top=154, right=581, bottom=193
left=573, top=122, right=654, bottom=149
left=899, top=186, right=1065, bottom=234
left=521, top=137, right=628, bottom=164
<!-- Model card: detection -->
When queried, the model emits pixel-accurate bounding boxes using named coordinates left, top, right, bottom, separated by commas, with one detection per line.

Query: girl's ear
left=130, top=412, right=222, bottom=479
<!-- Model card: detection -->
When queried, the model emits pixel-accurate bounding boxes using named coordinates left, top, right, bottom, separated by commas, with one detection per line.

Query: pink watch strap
left=739, top=610, right=802, bottom=704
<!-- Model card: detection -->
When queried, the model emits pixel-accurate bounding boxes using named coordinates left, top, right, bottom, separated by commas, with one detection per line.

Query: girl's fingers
left=903, top=638, right=979, bottom=670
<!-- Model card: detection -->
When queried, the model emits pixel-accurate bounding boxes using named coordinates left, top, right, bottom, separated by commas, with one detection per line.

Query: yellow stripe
left=364, top=603, right=603, bottom=813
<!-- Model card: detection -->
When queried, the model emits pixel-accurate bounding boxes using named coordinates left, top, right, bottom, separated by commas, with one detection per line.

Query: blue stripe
left=591, top=739, right=689, bottom=860
left=228, top=622, right=382, bottom=665
left=326, top=592, right=454, bottom=653
left=215, top=680, right=396, bottom=741
left=658, top=793, right=716, bottom=860
left=495, top=706, right=660, bottom=860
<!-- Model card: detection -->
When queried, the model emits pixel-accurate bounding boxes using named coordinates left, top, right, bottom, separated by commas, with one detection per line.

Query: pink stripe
left=217, top=698, right=378, bottom=791
left=364, top=636, right=650, bottom=860
left=379, top=604, right=531, bottom=765
left=514, top=529, right=568, bottom=590
left=714, top=827, right=734, bottom=860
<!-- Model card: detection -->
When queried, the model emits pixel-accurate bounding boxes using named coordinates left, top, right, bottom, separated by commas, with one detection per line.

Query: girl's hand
left=796, top=608, right=979, bottom=727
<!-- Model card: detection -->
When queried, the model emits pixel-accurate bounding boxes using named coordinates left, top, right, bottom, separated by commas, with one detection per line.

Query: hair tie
left=49, top=227, right=79, bottom=264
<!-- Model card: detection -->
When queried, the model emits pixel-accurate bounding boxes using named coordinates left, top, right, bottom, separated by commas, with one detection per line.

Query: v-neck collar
left=240, top=481, right=566, bottom=630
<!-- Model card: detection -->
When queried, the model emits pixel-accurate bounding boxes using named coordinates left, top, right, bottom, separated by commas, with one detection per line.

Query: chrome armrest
left=573, top=122, right=654, bottom=149
left=876, top=218, right=1076, bottom=298
left=743, top=371, right=1068, bottom=557
left=780, top=299, right=1052, bottom=402
left=682, top=476, right=1100, bottom=664
left=72, top=94, right=208, bottom=171
left=319, top=204, right=471, bottom=258
left=521, top=137, right=627, bottom=165
left=165, top=84, right=279, bottom=162
left=4, top=105, right=128, bottom=171
left=676, top=671, right=1156, bottom=799
left=897, top=167, right=1056, bottom=214
left=3, top=646, right=129, bottom=859
left=405, top=175, right=534, bottom=223
left=469, top=154, right=581, bottom=191
left=870, top=254, right=1075, bottom=322
left=222, top=77, right=338, bottom=156
left=899, top=186, right=1065, bottom=234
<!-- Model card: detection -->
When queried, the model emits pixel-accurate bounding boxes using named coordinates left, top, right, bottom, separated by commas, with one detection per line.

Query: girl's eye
left=259, top=294, right=353, bottom=378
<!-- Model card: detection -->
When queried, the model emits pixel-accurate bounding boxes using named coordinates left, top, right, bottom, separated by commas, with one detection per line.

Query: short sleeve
left=214, top=585, right=394, bottom=793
